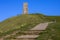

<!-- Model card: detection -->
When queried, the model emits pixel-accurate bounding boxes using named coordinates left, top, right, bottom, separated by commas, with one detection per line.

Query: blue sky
left=0, top=0, right=60, bottom=21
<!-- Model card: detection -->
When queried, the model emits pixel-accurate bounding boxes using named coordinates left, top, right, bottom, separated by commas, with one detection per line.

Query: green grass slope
left=0, top=14, right=45, bottom=34
left=36, top=16, right=60, bottom=40
left=0, top=14, right=60, bottom=40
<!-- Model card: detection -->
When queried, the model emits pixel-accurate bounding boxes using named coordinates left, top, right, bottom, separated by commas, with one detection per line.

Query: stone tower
left=23, top=2, right=28, bottom=14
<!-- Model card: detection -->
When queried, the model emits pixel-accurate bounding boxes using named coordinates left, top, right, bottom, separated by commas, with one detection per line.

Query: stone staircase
left=1, top=22, right=52, bottom=40
left=10, top=22, right=52, bottom=40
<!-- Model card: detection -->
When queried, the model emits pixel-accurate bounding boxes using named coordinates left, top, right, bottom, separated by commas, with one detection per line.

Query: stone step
left=15, top=35, right=39, bottom=39
left=4, top=35, right=39, bottom=40
left=17, top=30, right=43, bottom=35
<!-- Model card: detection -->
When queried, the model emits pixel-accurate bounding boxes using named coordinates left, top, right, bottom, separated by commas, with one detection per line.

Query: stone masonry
left=23, top=2, right=28, bottom=14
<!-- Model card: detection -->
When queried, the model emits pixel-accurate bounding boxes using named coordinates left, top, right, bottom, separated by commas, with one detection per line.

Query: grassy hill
left=0, top=14, right=45, bottom=36
left=0, top=14, right=60, bottom=40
